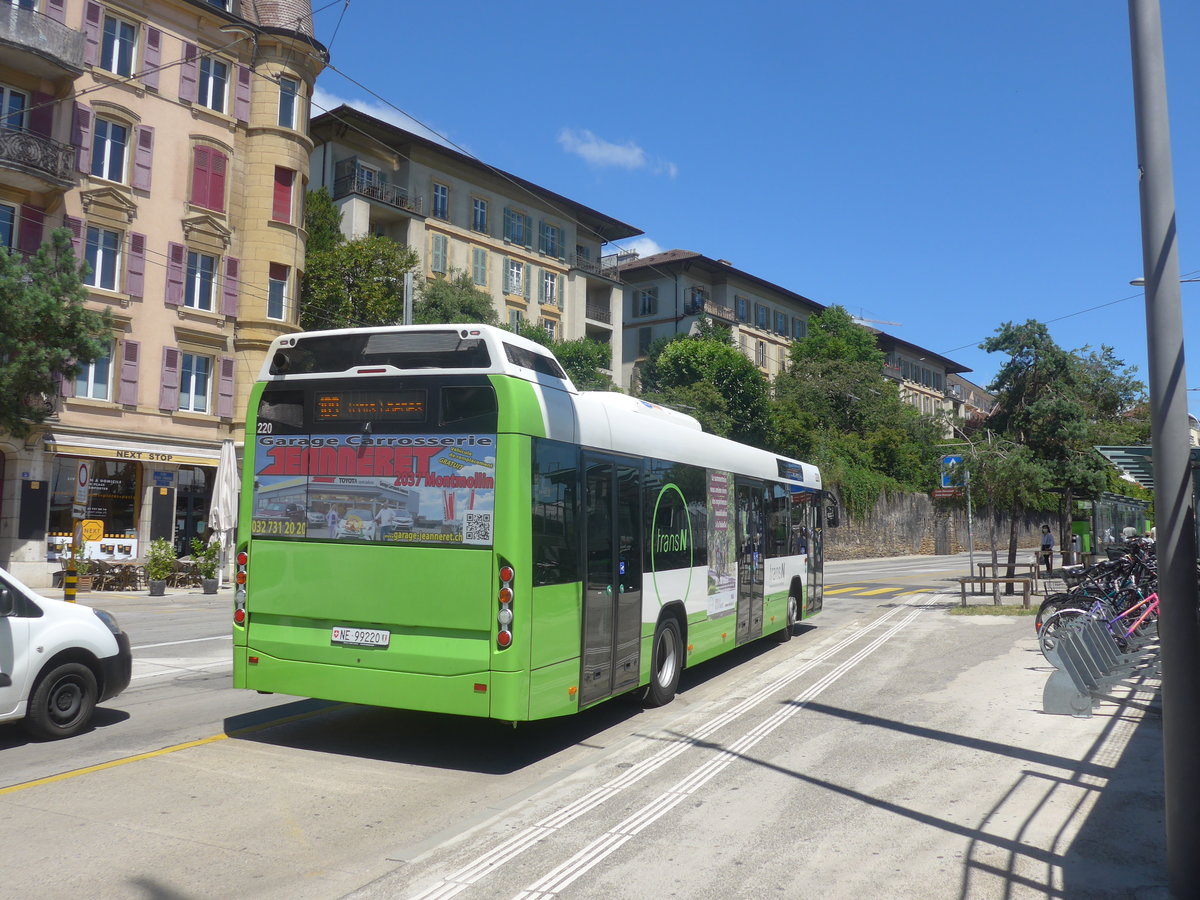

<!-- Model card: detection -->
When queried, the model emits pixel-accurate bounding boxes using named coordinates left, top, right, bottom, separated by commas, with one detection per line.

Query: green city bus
left=233, top=325, right=833, bottom=719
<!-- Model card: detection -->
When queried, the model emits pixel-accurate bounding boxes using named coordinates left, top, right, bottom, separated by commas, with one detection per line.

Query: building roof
left=311, top=106, right=643, bottom=244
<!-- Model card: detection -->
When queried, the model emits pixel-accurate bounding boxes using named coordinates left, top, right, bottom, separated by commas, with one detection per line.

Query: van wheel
left=642, top=618, right=682, bottom=708
left=26, top=662, right=97, bottom=740
left=777, top=594, right=799, bottom=643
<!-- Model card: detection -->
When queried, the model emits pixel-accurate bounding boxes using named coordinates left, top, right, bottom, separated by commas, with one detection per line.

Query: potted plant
left=68, top=545, right=94, bottom=592
left=145, top=538, right=176, bottom=597
left=192, top=536, right=221, bottom=594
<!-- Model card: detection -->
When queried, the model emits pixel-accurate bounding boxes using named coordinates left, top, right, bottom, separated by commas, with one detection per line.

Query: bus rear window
left=271, top=331, right=491, bottom=375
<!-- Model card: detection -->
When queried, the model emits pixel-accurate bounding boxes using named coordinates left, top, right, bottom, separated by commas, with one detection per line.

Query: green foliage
left=303, top=186, right=344, bottom=256
left=145, top=538, right=176, bottom=583
left=0, top=229, right=111, bottom=437
left=505, top=320, right=615, bottom=390
left=413, top=269, right=499, bottom=326
left=300, top=234, right=419, bottom=330
left=190, top=536, right=220, bottom=579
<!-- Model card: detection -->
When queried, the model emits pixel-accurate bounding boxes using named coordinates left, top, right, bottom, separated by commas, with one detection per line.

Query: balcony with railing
left=585, top=299, right=612, bottom=323
left=572, top=251, right=633, bottom=283
left=0, top=4, right=84, bottom=78
left=0, top=128, right=74, bottom=190
left=332, top=166, right=424, bottom=216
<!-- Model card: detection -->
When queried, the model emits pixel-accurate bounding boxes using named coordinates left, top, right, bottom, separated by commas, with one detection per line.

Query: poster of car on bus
left=250, top=433, right=496, bottom=547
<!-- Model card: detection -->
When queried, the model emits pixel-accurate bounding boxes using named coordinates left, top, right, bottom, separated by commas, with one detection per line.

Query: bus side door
left=579, top=454, right=643, bottom=707
left=735, top=478, right=766, bottom=645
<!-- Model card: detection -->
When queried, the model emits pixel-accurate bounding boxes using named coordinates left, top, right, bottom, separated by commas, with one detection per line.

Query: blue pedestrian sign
left=941, top=455, right=964, bottom=488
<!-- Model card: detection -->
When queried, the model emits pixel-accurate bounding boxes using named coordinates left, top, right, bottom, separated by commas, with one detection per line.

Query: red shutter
left=235, top=65, right=252, bottom=123
left=159, top=347, right=180, bottom=411
left=221, top=256, right=240, bottom=317
left=272, top=168, right=294, bottom=223
left=29, top=92, right=53, bottom=139
left=17, top=205, right=43, bottom=256
left=63, top=216, right=84, bottom=260
left=132, top=125, right=154, bottom=192
left=209, top=151, right=227, bottom=212
left=142, top=28, right=162, bottom=90
left=82, top=1, right=101, bottom=66
left=165, top=242, right=185, bottom=306
left=118, top=340, right=139, bottom=406
left=190, top=145, right=210, bottom=208
left=126, top=233, right=146, bottom=298
left=45, top=0, right=67, bottom=24
left=217, top=356, right=235, bottom=418
left=179, top=43, right=198, bottom=103
left=73, top=103, right=92, bottom=174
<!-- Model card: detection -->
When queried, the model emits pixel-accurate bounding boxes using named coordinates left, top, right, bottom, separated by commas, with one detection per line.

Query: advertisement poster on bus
left=250, top=433, right=496, bottom=546
left=706, top=470, right=736, bottom=617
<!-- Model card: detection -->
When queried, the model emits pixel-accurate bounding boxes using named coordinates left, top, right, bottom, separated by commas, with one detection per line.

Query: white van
left=0, top=566, right=132, bottom=740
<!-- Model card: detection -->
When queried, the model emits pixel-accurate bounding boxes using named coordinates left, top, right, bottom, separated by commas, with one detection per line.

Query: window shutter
left=221, top=256, right=239, bottom=316
left=45, top=0, right=66, bottom=23
left=165, top=242, right=185, bottom=306
left=502, top=208, right=512, bottom=242
left=29, top=92, right=53, bottom=138
left=235, top=65, right=252, bottom=123
left=431, top=234, right=446, bottom=274
left=209, top=150, right=227, bottom=212
left=272, top=168, right=293, bottom=222
left=118, top=339, right=139, bottom=405
left=159, top=347, right=180, bottom=411
left=17, top=205, right=43, bottom=256
left=523, top=263, right=531, bottom=299
left=132, top=125, right=154, bottom=192
left=190, top=145, right=210, bottom=207
left=523, top=214, right=533, bottom=248
left=126, top=232, right=145, bottom=298
left=217, top=356, right=235, bottom=418
left=537, top=268, right=545, bottom=304
left=82, top=1, right=101, bottom=66
left=59, top=369, right=75, bottom=399
left=142, top=28, right=162, bottom=90
left=63, top=215, right=83, bottom=260
left=179, top=43, right=198, bottom=103
left=502, top=258, right=511, bottom=294
left=539, top=220, right=548, bottom=255
left=72, top=103, right=92, bottom=174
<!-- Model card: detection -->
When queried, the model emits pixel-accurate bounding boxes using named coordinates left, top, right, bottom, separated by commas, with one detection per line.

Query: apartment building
left=0, top=0, right=325, bottom=586
left=309, top=106, right=641, bottom=373
left=620, top=250, right=972, bottom=418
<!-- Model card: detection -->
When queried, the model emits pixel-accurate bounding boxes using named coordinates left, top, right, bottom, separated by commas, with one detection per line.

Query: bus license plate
left=331, top=626, right=390, bottom=648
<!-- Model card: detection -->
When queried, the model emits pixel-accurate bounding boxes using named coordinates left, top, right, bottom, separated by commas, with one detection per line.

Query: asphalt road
left=0, top=555, right=1166, bottom=899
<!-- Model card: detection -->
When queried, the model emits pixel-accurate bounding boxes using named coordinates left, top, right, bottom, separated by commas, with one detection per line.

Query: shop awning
left=43, top=433, right=222, bottom=467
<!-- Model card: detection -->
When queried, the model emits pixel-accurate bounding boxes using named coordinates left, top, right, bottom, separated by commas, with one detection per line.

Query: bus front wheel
left=777, top=594, right=798, bottom=643
left=642, top=618, right=682, bottom=708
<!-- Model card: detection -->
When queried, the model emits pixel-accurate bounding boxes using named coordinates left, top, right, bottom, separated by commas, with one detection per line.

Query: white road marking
left=132, top=635, right=232, bottom=650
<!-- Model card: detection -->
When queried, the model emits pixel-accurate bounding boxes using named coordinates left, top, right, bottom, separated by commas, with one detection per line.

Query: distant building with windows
left=309, top=106, right=642, bottom=372
left=0, top=0, right=326, bottom=585
left=619, top=250, right=971, bottom=420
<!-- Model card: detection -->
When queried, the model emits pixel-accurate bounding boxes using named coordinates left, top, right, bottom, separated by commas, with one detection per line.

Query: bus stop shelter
left=1094, top=444, right=1200, bottom=554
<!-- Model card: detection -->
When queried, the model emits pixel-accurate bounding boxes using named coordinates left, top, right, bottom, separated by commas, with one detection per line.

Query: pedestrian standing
left=376, top=504, right=396, bottom=540
left=1040, top=525, right=1054, bottom=575
left=326, top=506, right=339, bottom=534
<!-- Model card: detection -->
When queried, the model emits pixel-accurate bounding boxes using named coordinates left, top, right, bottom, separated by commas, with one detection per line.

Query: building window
left=539, top=221, right=562, bottom=258
left=505, top=259, right=524, bottom=295
left=431, top=233, right=447, bottom=274
left=0, top=203, right=14, bottom=250
left=100, top=14, right=136, bottom=78
left=277, top=76, right=299, bottom=128
left=272, top=166, right=294, bottom=223
left=74, top=339, right=114, bottom=400
left=503, top=207, right=532, bottom=246
left=638, top=326, right=652, bottom=355
left=735, top=296, right=748, bottom=322
left=432, top=182, right=448, bottom=220
left=267, top=263, right=288, bottom=320
left=792, top=317, right=807, bottom=340
left=84, top=226, right=121, bottom=291
left=471, top=247, right=487, bottom=285
left=179, top=352, right=211, bottom=413
left=756, top=341, right=766, bottom=367
left=755, top=304, right=768, bottom=330
left=185, top=251, right=216, bottom=311
left=508, top=308, right=523, bottom=329
left=472, top=198, right=488, bottom=233
left=91, top=116, right=127, bottom=182
left=774, top=310, right=787, bottom=335
left=191, top=145, right=227, bottom=212
left=0, top=84, right=27, bottom=131
left=636, top=287, right=658, bottom=317
left=543, top=319, right=557, bottom=340
left=198, top=56, right=228, bottom=113
left=540, top=270, right=558, bottom=306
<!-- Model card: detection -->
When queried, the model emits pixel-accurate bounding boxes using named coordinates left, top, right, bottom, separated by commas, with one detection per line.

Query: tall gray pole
left=1128, top=2, right=1200, bottom=895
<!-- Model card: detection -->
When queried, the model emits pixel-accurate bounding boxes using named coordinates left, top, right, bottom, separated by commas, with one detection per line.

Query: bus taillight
left=497, top=562, right=514, bottom=650
left=234, top=549, right=248, bottom=626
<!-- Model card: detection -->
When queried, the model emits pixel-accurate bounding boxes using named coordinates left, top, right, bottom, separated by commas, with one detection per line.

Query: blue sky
left=307, top=1, right=1200, bottom=416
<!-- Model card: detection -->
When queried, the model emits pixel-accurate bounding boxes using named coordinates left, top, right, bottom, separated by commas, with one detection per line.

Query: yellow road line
left=858, top=587, right=900, bottom=596
left=823, top=585, right=869, bottom=594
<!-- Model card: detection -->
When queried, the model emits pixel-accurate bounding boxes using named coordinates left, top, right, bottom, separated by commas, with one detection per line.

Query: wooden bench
left=957, top=576, right=1034, bottom=608
left=976, top=560, right=1041, bottom=584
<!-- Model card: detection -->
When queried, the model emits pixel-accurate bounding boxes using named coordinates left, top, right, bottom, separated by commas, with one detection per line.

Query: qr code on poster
left=463, top=511, right=493, bottom=545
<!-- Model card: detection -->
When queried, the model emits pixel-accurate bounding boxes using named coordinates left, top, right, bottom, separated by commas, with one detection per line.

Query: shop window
left=47, top=457, right=137, bottom=539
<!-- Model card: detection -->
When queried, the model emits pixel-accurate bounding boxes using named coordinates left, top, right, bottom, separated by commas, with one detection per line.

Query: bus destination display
left=314, top=390, right=426, bottom=422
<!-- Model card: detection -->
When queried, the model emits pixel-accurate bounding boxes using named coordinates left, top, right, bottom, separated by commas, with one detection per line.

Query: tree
left=0, top=230, right=112, bottom=437
left=304, top=186, right=343, bottom=256
left=413, top=269, right=498, bottom=326
left=300, top=234, right=419, bottom=330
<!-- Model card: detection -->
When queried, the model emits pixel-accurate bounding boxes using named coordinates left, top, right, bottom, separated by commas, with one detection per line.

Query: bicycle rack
left=1042, top=617, right=1155, bottom=717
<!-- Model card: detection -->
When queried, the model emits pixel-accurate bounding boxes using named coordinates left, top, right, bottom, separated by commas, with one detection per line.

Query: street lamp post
left=1128, top=2, right=1200, bottom=896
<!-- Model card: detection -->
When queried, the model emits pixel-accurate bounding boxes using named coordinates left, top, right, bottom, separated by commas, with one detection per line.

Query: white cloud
left=621, top=236, right=665, bottom=258
left=312, top=84, right=452, bottom=148
left=557, top=128, right=677, bottom=178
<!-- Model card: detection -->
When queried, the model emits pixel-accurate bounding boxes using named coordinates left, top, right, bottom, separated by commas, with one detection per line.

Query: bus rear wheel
left=642, top=618, right=682, bottom=707
left=777, top=594, right=798, bottom=643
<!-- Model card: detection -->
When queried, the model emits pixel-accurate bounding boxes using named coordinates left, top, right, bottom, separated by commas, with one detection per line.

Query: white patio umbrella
left=207, top=439, right=239, bottom=588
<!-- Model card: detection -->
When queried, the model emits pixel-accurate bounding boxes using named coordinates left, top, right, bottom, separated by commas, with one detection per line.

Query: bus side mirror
left=0, top=588, right=12, bottom=617
left=824, top=496, right=840, bottom=528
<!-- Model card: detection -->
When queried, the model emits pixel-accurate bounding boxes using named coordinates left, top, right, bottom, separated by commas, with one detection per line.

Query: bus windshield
left=249, top=375, right=498, bottom=547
